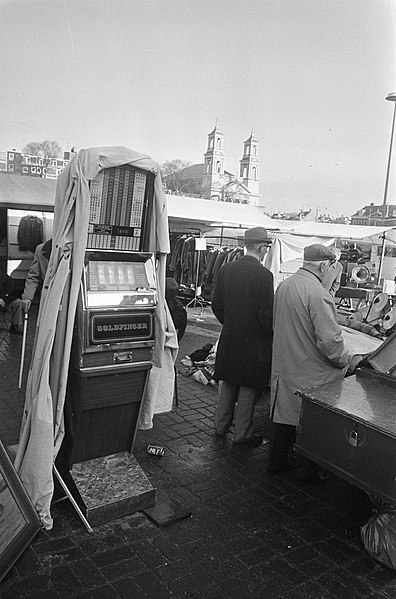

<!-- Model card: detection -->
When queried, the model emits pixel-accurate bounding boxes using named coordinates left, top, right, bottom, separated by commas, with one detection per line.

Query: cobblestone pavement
left=1, top=305, right=396, bottom=598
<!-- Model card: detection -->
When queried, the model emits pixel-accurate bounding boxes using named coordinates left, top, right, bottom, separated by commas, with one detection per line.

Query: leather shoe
left=9, top=325, right=23, bottom=335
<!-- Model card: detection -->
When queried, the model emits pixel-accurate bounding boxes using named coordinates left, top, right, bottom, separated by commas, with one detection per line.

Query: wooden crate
left=296, top=373, right=396, bottom=503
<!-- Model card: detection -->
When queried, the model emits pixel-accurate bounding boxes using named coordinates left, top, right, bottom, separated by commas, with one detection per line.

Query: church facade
left=165, top=124, right=261, bottom=206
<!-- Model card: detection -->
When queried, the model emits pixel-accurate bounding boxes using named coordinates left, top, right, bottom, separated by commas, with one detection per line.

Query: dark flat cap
left=303, top=244, right=337, bottom=262
left=244, top=226, right=272, bottom=245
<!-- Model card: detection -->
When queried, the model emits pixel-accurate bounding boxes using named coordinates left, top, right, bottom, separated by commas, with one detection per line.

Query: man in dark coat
left=212, top=227, right=274, bottom=445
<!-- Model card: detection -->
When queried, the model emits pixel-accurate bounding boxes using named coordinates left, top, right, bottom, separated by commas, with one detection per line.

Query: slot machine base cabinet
left=67, top=365, right=151, bottom=463
left=54, top=364, right=156, bottom=528
left=61, top=451, right=156, bottom=528
left=296, top=370, right=396, bottom=504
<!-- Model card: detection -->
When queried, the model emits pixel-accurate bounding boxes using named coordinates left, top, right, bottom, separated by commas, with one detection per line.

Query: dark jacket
left=167, top=298, right=187, bottom=342
left=212, top=254, right=274, bottom=389
left=0, top=271, right=14, bottom=304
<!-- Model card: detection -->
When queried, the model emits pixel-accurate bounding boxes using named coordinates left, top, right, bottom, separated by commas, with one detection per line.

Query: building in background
left=0, top=148, right=75, bottom=179
left=164, top=124, right=262, bottom=206
left=351, top=203, right=396, bottom=227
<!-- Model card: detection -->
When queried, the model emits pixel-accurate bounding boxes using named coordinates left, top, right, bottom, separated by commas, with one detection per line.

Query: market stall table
left=296, top=368, right=396, bottom=504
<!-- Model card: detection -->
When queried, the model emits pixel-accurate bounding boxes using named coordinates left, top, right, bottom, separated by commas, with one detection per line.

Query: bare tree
left=22, top=140, right=62, bottom=178
left=161, top=159, right=192, bottom=194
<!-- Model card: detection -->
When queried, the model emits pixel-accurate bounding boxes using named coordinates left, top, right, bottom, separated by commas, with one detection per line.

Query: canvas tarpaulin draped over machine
left=13, top=147, right=172, bottom=529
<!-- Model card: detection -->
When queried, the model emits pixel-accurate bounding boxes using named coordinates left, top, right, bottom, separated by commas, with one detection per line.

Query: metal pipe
left=18, top=310, right=29, bottom=389
left=377, top=93, right=396, bottom=284
left=382, top=99, right=396, bottom=218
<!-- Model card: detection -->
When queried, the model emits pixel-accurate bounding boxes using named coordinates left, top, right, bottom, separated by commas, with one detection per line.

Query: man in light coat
left=212, top=226, right=274, bottom=446
left=268, top=243, right=355, bottom=480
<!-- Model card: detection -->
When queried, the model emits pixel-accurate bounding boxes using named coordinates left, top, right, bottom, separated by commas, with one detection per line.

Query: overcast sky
left=1, top=0, right=395, bottom=217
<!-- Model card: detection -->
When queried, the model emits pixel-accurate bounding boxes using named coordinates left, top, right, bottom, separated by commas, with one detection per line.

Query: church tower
left=239, top=131, right=260, bottom=204
left=201, top=122, right=225, bottom=200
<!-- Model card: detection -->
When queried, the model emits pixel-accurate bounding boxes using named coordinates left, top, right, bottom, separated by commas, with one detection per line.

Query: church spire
left=239, top=131, right=260, bottom=204
left=201, top=122, right=225, bottom=199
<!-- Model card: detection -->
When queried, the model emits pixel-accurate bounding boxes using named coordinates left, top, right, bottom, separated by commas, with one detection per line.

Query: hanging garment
left=18, top=215, right=44, bottom=252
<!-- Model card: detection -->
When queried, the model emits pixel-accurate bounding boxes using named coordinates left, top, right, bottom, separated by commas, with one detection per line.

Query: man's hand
left=22, top=299, right=31, bottom=312
left=347, top=354, right=363, bottom=375
left=0, top=298, right=5, bottom=308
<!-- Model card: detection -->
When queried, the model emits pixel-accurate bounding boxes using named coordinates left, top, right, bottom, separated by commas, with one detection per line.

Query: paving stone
left=167, top=569, right=217, bottom=595
left=364, top=566, right=396, bottom=587
left=298, top=555, right=337, bottom=580
left=282, top=544, right=319, bottom=567
left=111, top=577, right=148, bottom=599
left=91, top=545, right=136, bottom=568
left=151, top=535, right=187, bottom=562
left=28, top=589, right=62, bottom=599
left=1, top=574, right=53, bottom=599
left=75, top=586, right=120, bottom=599
left=133, top=570, right=175, bottom=598
left=49, top=564, right=85, bottom=597
left=198, top=584, right=230, bottom=599
left=101, top=554, right=148, bottom=581
left=382, top=585, right=396, bottom=599
left=237, top=543, right=277, bottom=567
left=69, top=557, right=108, bottom=588
left=287, top=581, right=333, bottom=598
left=315, top=572, right=363, bottom=599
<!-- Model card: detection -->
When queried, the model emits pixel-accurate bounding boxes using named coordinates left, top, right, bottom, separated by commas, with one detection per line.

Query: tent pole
left=377, top=232, right=387, bottom=285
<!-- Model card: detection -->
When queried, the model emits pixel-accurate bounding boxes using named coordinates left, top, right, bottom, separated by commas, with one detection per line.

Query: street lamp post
left=382, top=92, right=396, bottom=219
left=377, top=92, right=396, bottom=284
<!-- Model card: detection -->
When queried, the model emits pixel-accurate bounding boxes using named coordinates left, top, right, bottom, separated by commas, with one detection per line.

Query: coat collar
left=297, top=267, right=322, bottom=284
left=239, top=254, right=261, bottom=264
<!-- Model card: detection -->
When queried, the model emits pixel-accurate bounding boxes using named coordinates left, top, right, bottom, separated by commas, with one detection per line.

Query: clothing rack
left=167, top=232, right=245, bottom=303
left=185, top=237, right=207, bottom=309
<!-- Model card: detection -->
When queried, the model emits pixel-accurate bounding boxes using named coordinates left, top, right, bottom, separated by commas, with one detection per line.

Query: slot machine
left=63, top=163, right=158, bottom=466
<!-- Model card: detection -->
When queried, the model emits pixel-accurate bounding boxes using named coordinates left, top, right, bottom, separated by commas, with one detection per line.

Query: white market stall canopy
left=0, top=175, right=277, bottom=231
left=0, top=174, right=57, bottom=211
left=280, top=220, right=395, bottom=240
left=166, top=194, right=277, bottom=230
left=1, top=173, right=394, bottom=240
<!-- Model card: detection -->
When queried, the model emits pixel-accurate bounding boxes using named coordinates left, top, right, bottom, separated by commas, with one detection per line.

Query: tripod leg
left=53, top=465, right=93, bottom=533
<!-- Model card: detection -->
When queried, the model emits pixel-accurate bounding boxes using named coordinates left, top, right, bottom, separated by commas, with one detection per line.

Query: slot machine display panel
left=72, top=250, right=157, bottom=370
left=87, top=164, right=154, bottom=252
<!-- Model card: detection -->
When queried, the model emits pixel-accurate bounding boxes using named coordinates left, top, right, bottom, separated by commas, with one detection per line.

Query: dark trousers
left=269, top=422, right=318, bottom=480
left=215, top=381, right=257, bottom=443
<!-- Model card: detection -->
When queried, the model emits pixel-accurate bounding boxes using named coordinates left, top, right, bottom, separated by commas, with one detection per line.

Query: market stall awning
left=0, top=174, right=57, bottom=211
left=166, top=194, right=278, bottom=230
left=2, top=174, right=394, bottom=241
left=0, top=176, right=277, bottom=231
left=282, top=221, right=395, bottom=239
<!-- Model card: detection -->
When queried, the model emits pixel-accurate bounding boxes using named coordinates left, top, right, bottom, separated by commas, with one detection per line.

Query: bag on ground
left=361, top=496, right=396, bottom=570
